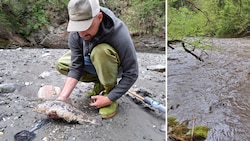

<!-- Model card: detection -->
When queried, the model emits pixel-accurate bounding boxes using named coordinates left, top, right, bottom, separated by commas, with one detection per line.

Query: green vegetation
left=0, top=0, right=68, bottom=36
left=168, top=0, right=250, bottom=38
left=103, top=0, right=165, bottom=36
left=168, top=0, right=249, bottom=61
left=168, top=116, right=210, bottom=141
left=125, top=0, right=165, bottom=35
left=0, top=0, right=165, bottom=37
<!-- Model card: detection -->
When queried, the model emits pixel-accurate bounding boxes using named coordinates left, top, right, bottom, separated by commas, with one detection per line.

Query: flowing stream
left=167, top=38, right=250, bottom=140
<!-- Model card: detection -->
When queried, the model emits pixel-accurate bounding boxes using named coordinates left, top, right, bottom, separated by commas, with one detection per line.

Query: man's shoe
left=86, top=82, right=104, bottom=97
left=99, top=101, right=118, bottom=119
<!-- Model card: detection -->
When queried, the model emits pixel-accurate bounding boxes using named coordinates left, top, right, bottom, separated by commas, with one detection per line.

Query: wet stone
left=0, top=83, right=23, bottom=93
left=146, top=64, right=165, bottom=72
left=37, top=85, right=61, bottom=100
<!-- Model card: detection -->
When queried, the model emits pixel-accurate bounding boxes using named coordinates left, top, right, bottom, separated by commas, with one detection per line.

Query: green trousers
left=55, top=43, right=120, bottom=93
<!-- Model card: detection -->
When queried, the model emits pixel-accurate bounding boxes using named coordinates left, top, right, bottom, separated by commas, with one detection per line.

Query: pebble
left=42, top=136, right=49, bottom=141
left=14, top=117, right=19, bottom=120
left=41, top=53, right=52, bottom=58
left=160, top=124, right=166, bottom=132
left=39, top=71, right=51, bottom=79
left=0, top=83, right=23, bottom=93
left=37, top=85, right=61, bottom=99
left=24, top=81, right=32, bottom=86
left=146, top=64, right=165, bottom=72
left=16, top=47, right=22, bottom=51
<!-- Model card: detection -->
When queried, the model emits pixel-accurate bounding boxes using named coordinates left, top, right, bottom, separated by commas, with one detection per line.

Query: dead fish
left=33, top=100, right=102, bottom=125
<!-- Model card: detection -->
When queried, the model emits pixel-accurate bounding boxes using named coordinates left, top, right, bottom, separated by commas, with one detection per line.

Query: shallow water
left=167, top=38, right=250, bottom=140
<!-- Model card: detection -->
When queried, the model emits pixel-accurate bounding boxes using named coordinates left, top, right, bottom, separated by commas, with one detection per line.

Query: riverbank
left=0, top=48, right=166, bottom=141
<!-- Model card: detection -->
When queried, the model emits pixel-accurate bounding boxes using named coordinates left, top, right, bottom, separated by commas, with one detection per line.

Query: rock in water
left=33, top=100, right=102, bottom=125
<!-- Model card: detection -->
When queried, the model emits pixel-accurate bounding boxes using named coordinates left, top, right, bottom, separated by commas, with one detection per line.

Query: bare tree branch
left=168, top=40, right=204, bottom=62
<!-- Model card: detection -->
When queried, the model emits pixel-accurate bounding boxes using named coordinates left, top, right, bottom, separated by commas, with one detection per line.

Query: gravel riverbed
left=0, top=48, right=166, bottom=141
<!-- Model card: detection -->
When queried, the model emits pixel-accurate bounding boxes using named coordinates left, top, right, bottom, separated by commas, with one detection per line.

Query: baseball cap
left=67, top=0, right=100, bottom=32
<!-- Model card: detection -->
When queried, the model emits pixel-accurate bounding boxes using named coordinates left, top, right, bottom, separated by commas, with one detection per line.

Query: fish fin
left=90, top=115, right=103, bottom=126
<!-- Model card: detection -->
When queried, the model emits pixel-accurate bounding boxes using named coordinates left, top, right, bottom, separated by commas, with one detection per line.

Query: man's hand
left=90, top=95, right=112, bottom=108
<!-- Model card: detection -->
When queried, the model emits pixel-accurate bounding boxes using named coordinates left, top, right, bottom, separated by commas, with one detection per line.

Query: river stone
left=146, top=64, right=165, bottom=72
left=37, top=85, right=61, bottom=100
left=0, top=83, right=23, bottom=93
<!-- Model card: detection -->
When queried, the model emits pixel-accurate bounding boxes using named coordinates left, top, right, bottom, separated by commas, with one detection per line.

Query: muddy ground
left=0, top=46, right=166, bottom=140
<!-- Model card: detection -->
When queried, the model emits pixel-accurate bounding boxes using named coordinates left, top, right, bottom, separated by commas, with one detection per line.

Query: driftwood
left=168, top=40, right=205, bottom=62
left=238, top=25, right=250, bottom=37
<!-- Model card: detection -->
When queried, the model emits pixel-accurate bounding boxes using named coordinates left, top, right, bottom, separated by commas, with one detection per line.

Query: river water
left=167, top=38, right=250, bottom=141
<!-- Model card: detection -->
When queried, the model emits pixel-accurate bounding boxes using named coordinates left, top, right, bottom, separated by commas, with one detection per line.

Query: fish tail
left=90, top=115, right=103, bottom=126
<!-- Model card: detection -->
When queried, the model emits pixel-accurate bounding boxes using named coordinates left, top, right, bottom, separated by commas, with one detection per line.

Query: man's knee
left=90, top=43, right=119, bottom=63
left=55, top=59, right=64, bottom=74
left=55, top=51, right=71, bottom=75
left=55, top=59, right=68, bottom=75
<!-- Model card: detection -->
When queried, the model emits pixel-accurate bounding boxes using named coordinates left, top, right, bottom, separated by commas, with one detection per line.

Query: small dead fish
left=33, top=100, right=102, bottom=125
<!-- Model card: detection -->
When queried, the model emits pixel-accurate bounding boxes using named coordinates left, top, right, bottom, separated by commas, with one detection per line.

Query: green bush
left=168, top=0, right=250, bottom=38
left=0, top=0, right=165, bottom=37
left=104, top=0, right=165, bottom=36
left=128, top=0, right=165, bottom=35
left=0, top=0, right=68, bottom=37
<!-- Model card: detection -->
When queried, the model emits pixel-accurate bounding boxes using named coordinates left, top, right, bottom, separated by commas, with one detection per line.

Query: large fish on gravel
left=33, top=100, right=102, bottom=125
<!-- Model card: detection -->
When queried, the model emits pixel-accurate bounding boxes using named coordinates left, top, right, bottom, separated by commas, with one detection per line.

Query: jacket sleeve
left=67, top=32, right=84, bottom=80
left=107, top=24, right=139, bottom=101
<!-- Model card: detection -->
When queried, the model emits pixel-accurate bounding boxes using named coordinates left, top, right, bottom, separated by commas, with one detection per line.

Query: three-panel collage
left=0, top=0, right=166, bottom=141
